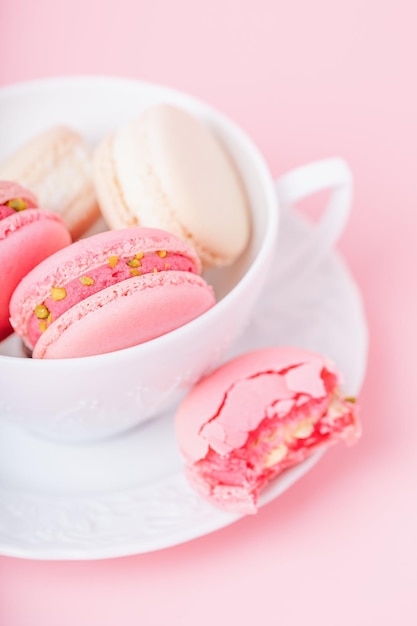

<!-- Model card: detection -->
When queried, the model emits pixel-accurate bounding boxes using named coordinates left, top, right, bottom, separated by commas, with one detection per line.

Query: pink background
left=1, top=0, right=416, bottom=624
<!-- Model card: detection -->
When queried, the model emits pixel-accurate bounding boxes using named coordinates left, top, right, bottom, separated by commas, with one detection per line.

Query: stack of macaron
left=0, top=103, right=251, bottom=356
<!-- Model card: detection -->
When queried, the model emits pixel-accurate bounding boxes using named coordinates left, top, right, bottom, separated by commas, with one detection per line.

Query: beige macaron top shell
left=0, top=125, right=100, bottom=239
left=93, top=105, right=251, bottom=267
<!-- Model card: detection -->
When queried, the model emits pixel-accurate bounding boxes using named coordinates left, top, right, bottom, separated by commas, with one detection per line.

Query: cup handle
left=274, top=157, right=353, bottom=282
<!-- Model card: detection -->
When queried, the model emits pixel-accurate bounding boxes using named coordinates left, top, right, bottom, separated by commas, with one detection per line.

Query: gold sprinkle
left=34, top=304, right=50, bottom=319
left=135, top=251, right=144, bottom=260
left=345, top=396, right=357, bottom=403
left=51, top=287, right=67, bottom=301
left=127, top=258, right=141, bottom=268
left=47, top=313, right=53, bottom=324
left=80, top=276, right=94, bottom=286
left=156, top=250, right=167, bottom=258
left=108, top=255, right=118, bottom=268
left=6, top=198, right=28, bottom=211
left=164, top=263, right=170, bottom=270
left=130, top=268, right=142, bottom=276
left=39, top=320, right=48, bottom=333
left=153, top=267, right=158, bottom=273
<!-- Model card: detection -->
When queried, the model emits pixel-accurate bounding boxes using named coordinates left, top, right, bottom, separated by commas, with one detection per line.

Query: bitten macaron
left=0, top=125, right=100, bottom=239
left=0, top=180, right=72, bottom=341
left=9, top=227, right=216, bottom=359
left=93, top=104, right=250, bottom=267
left=175, top=346, right=360, bottom=514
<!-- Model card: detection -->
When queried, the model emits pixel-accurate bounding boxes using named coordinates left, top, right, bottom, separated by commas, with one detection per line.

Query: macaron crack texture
left=179, top=357, right=360, bottom=514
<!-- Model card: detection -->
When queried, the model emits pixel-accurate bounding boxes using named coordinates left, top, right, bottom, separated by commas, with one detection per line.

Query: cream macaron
left=0, top=125, right=100, bottom=239
left=93, top=104, right=251, bottom=267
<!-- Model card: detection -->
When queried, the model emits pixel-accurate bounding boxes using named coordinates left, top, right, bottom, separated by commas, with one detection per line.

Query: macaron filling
left=28, top=250, right=196, bottom=348
left=0, top=197, right=38, bottom=221
left=186, top=363, right=359, bottom=513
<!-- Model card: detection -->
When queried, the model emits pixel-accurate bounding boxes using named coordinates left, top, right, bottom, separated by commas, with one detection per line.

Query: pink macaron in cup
left=9, top=227, right=216, bottom=359
left=0, top=180, right=72, bottom=341
left=0, top=77, right=352, bottom=442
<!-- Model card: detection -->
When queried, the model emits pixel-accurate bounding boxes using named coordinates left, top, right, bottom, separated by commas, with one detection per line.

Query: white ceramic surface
left=0, top=208, right=368, bottom=560
left=0, top=77, right=352, bottom=442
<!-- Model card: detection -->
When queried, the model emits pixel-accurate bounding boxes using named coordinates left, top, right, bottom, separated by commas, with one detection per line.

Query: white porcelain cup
left=0, top=77, right=353, bottom=441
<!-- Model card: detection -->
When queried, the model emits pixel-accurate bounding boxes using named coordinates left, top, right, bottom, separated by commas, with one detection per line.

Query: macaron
left=0, top=181, right=72, bottom=342
left=93, top=104, right=250, bottom=267
left=0, top=125, right=100, bottom=239
left=9, top=227, right=216, bottom=359
left=175, top=346, right=360, bottom=514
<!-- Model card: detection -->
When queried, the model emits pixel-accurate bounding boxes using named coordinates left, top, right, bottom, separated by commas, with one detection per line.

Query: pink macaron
left=9, top=227, right=216, bottom=359
left=0, top=180, right=72, bottom=342
left=175, top=346, right=360, bottom=514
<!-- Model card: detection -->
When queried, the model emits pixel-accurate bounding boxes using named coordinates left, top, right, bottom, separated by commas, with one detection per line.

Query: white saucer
left=0, top=209, right=368, bottom=560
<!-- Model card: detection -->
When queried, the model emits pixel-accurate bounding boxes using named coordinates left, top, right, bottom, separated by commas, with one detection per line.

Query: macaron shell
left=93, top=133, right=133, bottom=230
left=0, top=126, right=100, bottom=239
left=0, top=210, right=71, bottom=341
left=33, top=271, right=215, bottom=358
left=175, top=346, right=336, bottom=463
left=94, top=105, right=250, bottom=267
